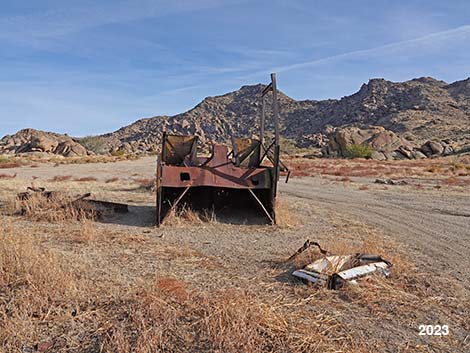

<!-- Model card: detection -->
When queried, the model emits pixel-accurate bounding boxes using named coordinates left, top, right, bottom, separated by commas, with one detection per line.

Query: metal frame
left=156, top=73, right=286, bottom=226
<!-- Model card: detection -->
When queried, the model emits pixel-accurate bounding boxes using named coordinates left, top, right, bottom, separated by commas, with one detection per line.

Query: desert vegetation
left=0, top=156, right=468, bottom=352
left=287, top=155, right=470, bottom=184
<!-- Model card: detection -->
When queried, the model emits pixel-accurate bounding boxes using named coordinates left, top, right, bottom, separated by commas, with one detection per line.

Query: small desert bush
left=426, top=165, right=442, bottom=173
left=443, top=176, right=470, bottom=186
left=344, top=144, right=373, bottom=159
left=0, top=157, right=21, bottom=169
left=133, top=177, right=156, bottom=191
left=0, top=172, right=17, bottom=179
left=105, top=177, right=120, bottom=183
left=49, top=175, right=72, bottom=182
left=74, top=176, right=98, bottom=182
left=111, top=149, right=126, bottom=157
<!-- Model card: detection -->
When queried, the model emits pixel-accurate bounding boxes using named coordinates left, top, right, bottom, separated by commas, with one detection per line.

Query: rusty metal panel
left=161, top=165, right=271, bottom=189
left=163, top=134, right=197, bottom=165
left=232, top=138, right=261, bottom=168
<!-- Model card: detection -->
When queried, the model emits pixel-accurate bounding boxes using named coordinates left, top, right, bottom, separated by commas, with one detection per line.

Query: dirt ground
left=1, top=156, right=469, bottom=352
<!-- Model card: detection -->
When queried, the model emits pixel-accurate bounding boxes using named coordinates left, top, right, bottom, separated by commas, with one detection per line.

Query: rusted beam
left=248, top=188, right=274, bottom=224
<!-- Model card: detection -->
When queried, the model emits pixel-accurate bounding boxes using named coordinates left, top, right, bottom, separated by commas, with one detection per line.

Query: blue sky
left=1, top=0, right=469, bottom=137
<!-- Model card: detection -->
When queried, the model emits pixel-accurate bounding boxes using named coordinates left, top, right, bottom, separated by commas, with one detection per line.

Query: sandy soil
left=1, top=156, right=469, bottom=352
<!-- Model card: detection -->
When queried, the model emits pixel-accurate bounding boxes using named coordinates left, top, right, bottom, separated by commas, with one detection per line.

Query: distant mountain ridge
left=96, top=76, right=470, bottom=153
left=1, top=76, right=469, bottom=157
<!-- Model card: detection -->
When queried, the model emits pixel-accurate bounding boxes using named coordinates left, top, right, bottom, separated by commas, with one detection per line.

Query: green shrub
left=110, top=150, right=126, bottom=157
left=77, top=136, right=108, bottom=154
left=344, top=144, right=373, bottom=159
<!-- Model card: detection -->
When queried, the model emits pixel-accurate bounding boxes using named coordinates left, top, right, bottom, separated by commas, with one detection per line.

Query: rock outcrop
left=0, top=129, right=90, bottom=157
left=323, top=126, right=455, bottom=160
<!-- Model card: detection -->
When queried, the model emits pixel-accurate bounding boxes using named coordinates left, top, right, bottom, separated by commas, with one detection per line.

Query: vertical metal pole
left=271, top=73, right=280, bottom=148
left=260, top=96, right=266, bottom=145
left=270, top=73, right=280, bottom=223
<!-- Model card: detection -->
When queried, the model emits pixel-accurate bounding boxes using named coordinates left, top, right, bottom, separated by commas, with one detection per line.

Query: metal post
left=260, top=96, right=266, bottom=145
left=271, top=73, right=280, bottom=147
left=271, top=73, right=281, bottom=184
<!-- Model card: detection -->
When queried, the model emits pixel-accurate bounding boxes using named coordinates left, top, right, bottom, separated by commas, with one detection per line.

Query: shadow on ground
left=99, top=205, right=271, bottom=228
left=100, top=205, right=156, bottom=227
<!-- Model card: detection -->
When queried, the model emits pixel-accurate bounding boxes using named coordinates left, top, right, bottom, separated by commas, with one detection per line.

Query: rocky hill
left=0, top=129, right=90, bottom=157
left=1, top=76, right=469, bottom=159
left=98, top=77, right=470, bottom=155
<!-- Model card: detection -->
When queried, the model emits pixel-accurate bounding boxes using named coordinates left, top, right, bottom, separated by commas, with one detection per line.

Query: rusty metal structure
left=156, top=73, right=288, bottom=226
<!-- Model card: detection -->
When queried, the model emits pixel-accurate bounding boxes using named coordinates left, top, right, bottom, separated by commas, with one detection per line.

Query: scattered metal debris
left=286, top=239, right=329, bottom=261
left=375, top=178, right=408, bottom=185
left=290, top=241, right=392, bottom=289
left=156, top=73, right=289, bottom=226
left=16, top=187, right=128, bottom=219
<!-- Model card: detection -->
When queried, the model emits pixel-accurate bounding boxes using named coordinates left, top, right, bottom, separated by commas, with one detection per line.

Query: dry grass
left=163, top=206, right=207, bottom=227
left=0, top=202, right=467, bottom=353
left=0, top=219, right=86, bottom=350
left=0, top=217, right=350, bottom=353
left=8, top=191, right=97, bottom=222
left=2, top=216, right=466, bottom=352
left=275, top=197, right=301, bottom=228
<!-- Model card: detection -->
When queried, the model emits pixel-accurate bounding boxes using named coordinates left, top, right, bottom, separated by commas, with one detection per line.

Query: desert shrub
left=49, top=175, right=72, bottom=182
left=133, top=177, right=155, bottom=191
left=344, top=144, right=373, bottom=159
left=111, top=149, right=126, bottom=157
left=74, top=176, right=98, bottom=182
left=0, top=156, right=21, bottom=169
left=77, top=135, right=108, bottom=154
left=105, top=177, right=120, bottom=183
left=0, top=173, right=17, bottom=179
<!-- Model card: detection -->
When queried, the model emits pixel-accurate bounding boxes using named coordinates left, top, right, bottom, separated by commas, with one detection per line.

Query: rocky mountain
left=1, top=76, right=469, bottom=159
left=98, top=76, right=470, bottom=155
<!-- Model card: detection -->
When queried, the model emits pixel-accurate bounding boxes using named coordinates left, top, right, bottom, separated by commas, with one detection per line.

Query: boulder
left=54, top=141, right=88, bottom=157
left=324, top=126, right=415, bottom=160
left=411, top=150, right=427, bottom=159
left=30, top=135, right=59, bottom=152
left=421, top=140, right=444, bottom=156
left=371, top=151, right=386, bottom=160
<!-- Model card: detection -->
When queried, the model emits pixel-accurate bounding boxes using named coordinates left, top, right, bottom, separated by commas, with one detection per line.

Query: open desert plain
left=1, top=154, right=469, bottom=352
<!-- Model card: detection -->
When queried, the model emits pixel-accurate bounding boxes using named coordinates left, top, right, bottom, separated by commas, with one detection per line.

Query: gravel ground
left=1, top=156, right=469, bottom=352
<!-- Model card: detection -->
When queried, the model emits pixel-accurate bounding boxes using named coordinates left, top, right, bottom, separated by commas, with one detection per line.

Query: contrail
left=242, top=24, right=470, bottom=78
